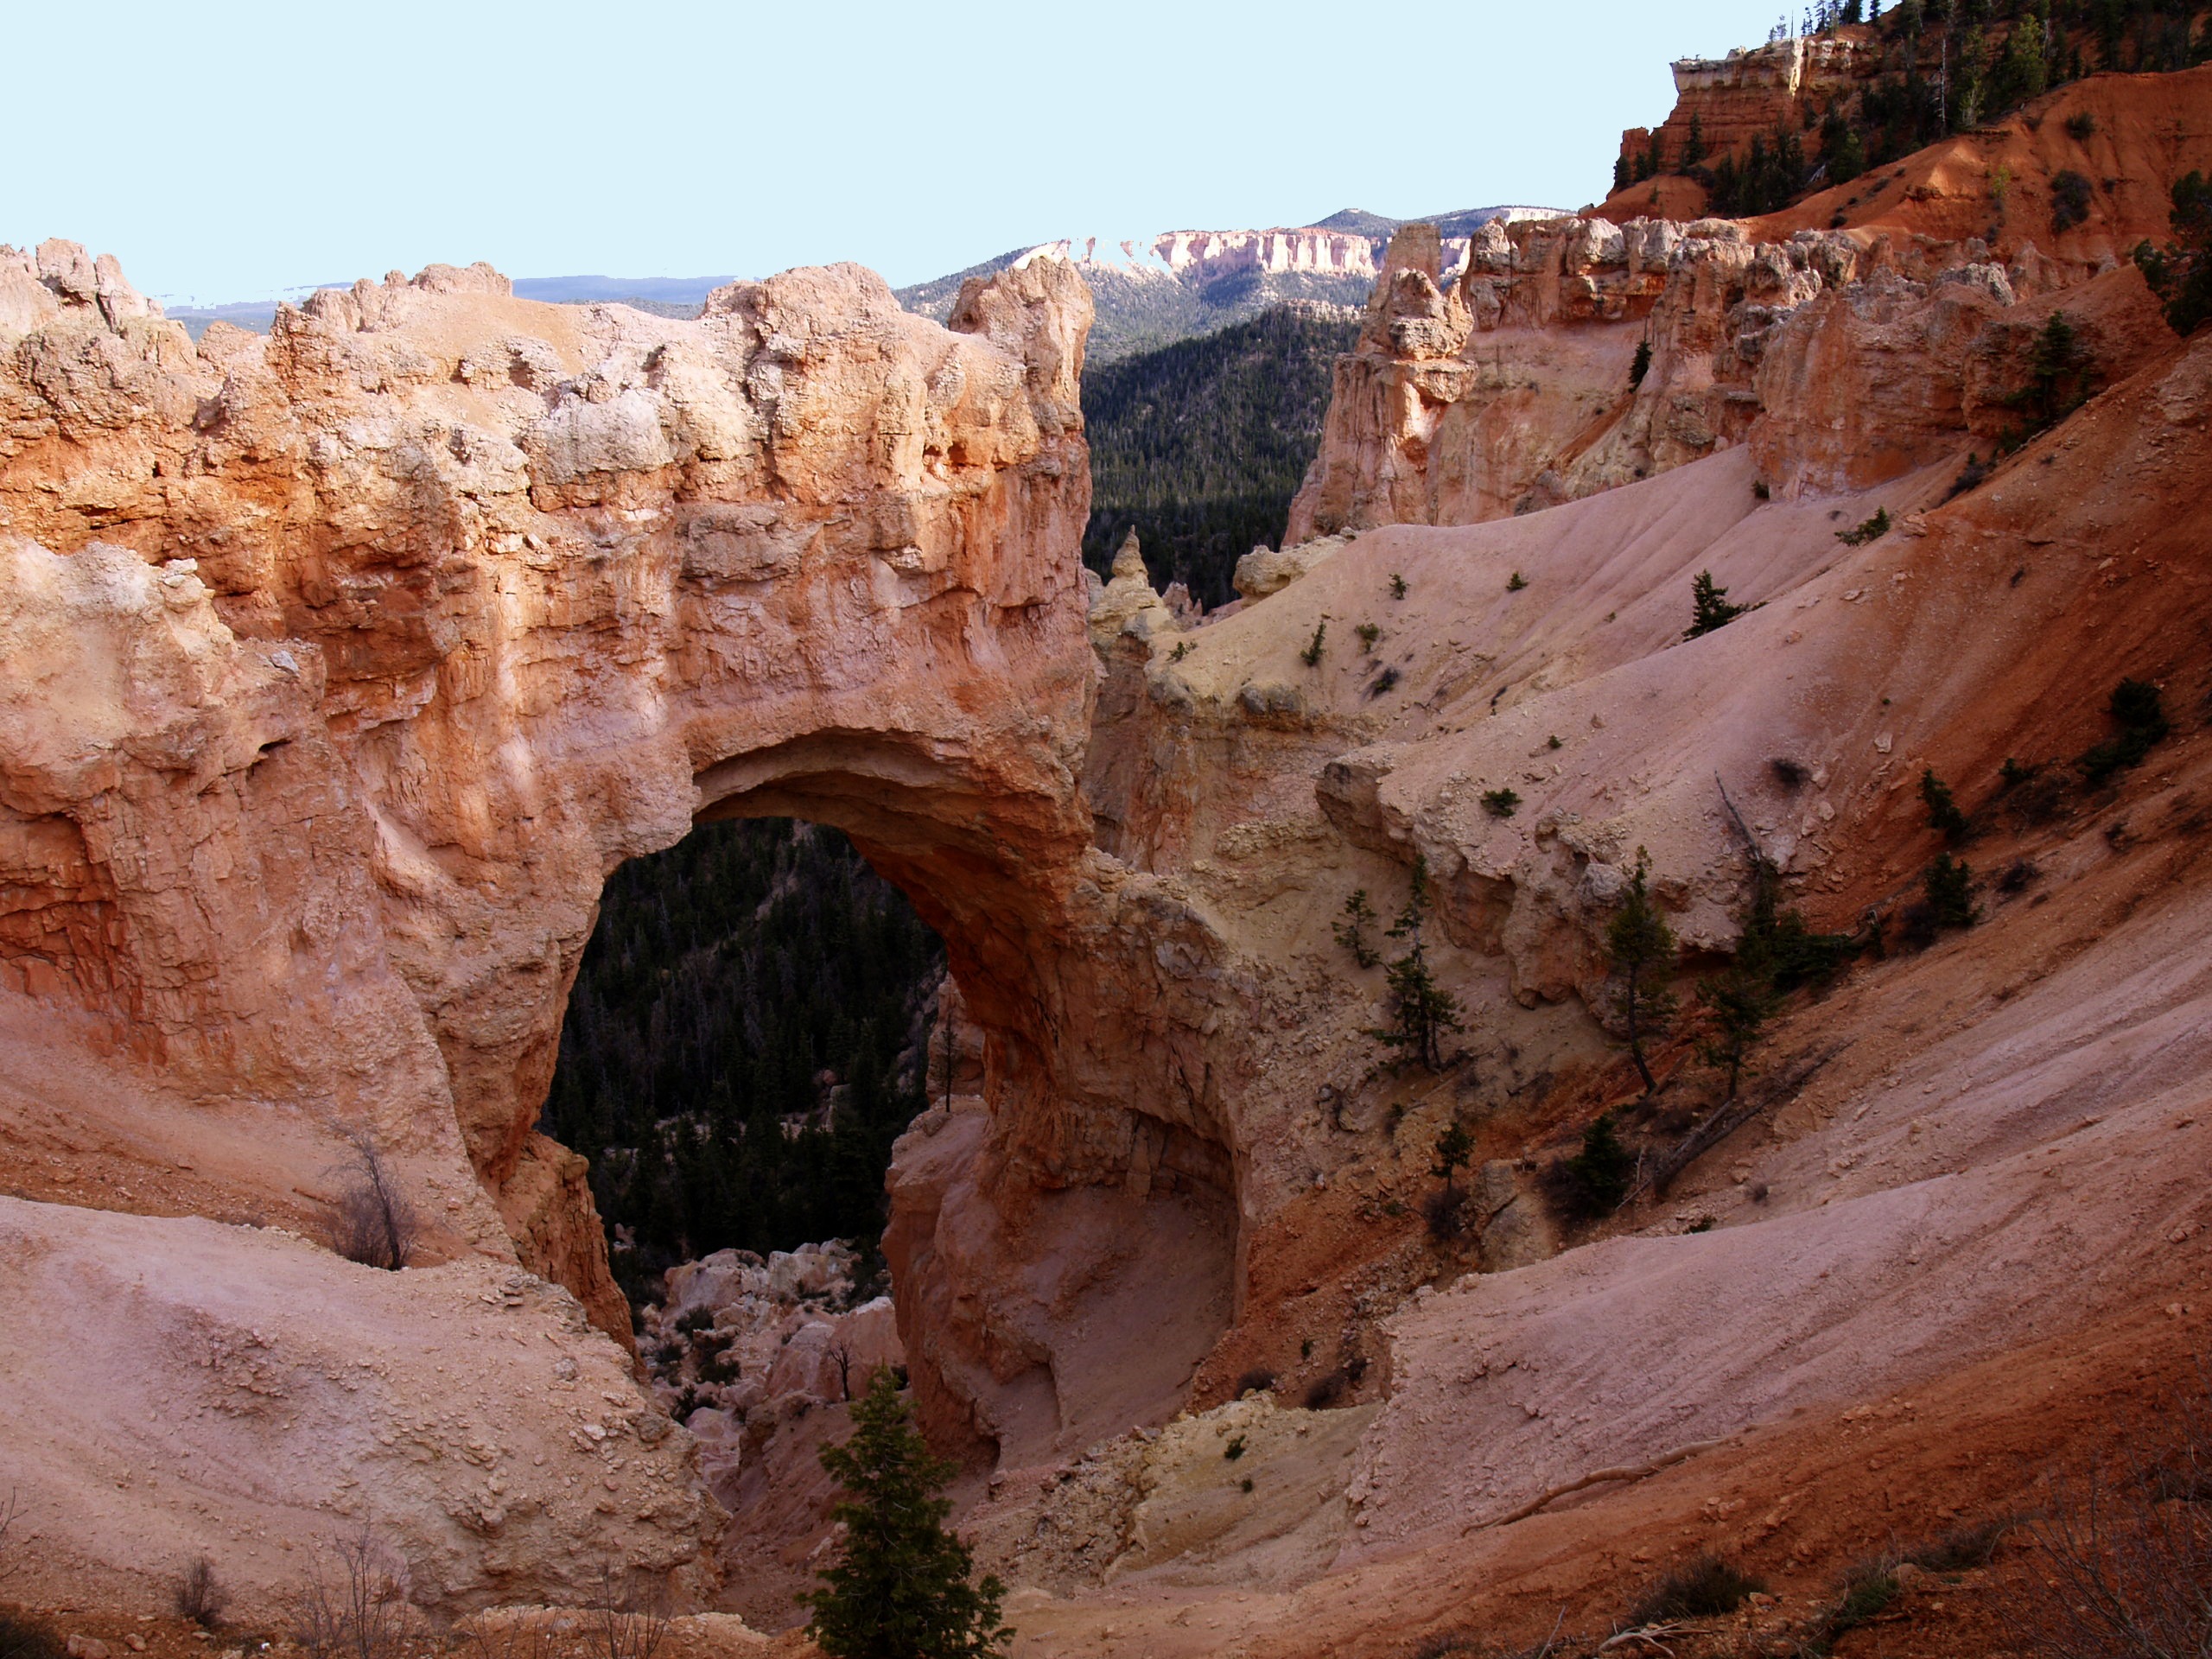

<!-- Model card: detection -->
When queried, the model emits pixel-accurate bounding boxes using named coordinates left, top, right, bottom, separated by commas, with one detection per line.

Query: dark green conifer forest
left=540, top=819, right=943, bottom=1310
left=1080, top=303, right=1360, bottom=609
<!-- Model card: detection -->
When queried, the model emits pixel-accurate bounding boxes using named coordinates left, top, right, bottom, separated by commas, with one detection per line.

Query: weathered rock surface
left=7, top=62, right=2212, bottom=1647
left=0, top=1196, right=718, bottom=1615
left=1286, top=175, right=2183, bottom=543
left=0, top=238, right=1206, bottom=1604
left=0, top=241, right=1096, bottom=1344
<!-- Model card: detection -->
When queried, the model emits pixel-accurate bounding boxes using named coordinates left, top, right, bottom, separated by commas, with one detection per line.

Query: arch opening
left=563, top=754, right=1246, bottom=1404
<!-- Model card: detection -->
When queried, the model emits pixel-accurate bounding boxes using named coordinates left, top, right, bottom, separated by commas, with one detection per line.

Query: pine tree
left=2023, top=309, right=2090, bottom=425
left=1923, top=852, right=1979, bottom=931
left=1367, top=855, right=1465, bottom=1071
left=803, top=1370, right=1012, bottom=1659
left=1432, top=1122, right=1475, bottom=1202
left=1695, top=969, right=1775, bottom=1101
left=1919, top=767, right=1969, bottom=842
left=1630, top=340, right=1653, bottom=388
left=1567, top=1111, right=1635, bottom=1211
left=1684, top=570, right=1751, bottom=639
left=1334, top=888, right=1382, bottom=969
left=1605, top=850, right=1678, bottom=1095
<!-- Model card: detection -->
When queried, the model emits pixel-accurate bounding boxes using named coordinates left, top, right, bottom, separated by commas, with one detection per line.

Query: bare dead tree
left=287, top=1524, right=417, bottom=1659
left=584, top=1560, right=671, bottom=1659
left=934, top=1013, right=957, bottom=1113
left=327, top=1128, right=420, bottom=1271
left=829, top=1340, right=855, bottom=1403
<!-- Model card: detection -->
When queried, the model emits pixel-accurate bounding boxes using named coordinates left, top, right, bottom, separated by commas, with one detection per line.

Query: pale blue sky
left=14, top=0, right=1786, bottom=304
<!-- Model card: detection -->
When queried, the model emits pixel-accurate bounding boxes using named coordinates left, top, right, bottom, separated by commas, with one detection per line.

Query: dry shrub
left=1993, top=1373, right=2212, bottom=1659
left=174, top=1554, right=230, bottom=1627
left=1304, top=1369, right=1351, bottom=1410
left=327, top=1128, right=420, bottom=1271
left=1815, top=1555, right=1899, bottom=1649
left=460, top=1611, right=561, bottom=1659
left=0, top=1615, right=61, bottom=1659
left=0, top=1488, right=22, bottom=1582
left=1425, top=1187, right=1473, bottom=1243
left=287, top=1524, right=418, bottom=1659
left=1902, top=1517, right=2011, bottom=1572
left=1630, top=1552, right=1765, bottom=1624
left=582, top=1560, right=671, bottom=1659
left=0, top=1494, right=64, bottom=1659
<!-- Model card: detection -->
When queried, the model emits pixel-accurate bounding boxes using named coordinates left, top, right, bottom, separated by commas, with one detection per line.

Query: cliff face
left=8, top=54, right=2212, bottom=1644
left=1614, top=30, right=1887, bottom=183
left=1287, top=71, right=2209, bottom=546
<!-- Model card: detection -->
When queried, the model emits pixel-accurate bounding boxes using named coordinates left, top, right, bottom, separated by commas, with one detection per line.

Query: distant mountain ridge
left=895, top=206, right=1568, bottom=360
left=161, top=207, right=1571, bottom=352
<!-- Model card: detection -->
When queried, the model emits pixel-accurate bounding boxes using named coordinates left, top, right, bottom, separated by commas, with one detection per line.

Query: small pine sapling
left=1923, top=852, right=1979, bottom=930
left=1300, top=621, right=1327, bottom=667
left=1481, top=787, right=1522, bottom=818
left=1389, top=574, right=1408, bottom=600
left=802, top=1370, right=1012, bottom=1659
left=1835, top=506, right=1891, bottom=544
left=1432, top=1122, right=1474, bottom=1203
left=1355, top=622, right=1381, bottom=652
left=2077, top=677, right=2170, bottom=784
left=1684, top=570, right=1752, bottom=639
left=1334, top=888, right=1381, bottom=969
left=1506, top=570, right=1529, bottom=592
left=2020, top=309, right=2092, bottom=428
left=1606, top=849, right=1679, bottom=1095
left=1366, top=855, right=1465, bottom=1071
left=1565, top=1111, right=1635, bottom=1213
left=1695, top=968, right=1776, bottom=1102
left=1919, top=767, right=1970, bottom=842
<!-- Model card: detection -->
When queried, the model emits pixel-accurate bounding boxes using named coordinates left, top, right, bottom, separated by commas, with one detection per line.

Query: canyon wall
left=1287, top=70, right=2210, bottom=546
left=982, top=308, right=2212, bottom=1659
left=6, top=58, right=2212, bottom=1644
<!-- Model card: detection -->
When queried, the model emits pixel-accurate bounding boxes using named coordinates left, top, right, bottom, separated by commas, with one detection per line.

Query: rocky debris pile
left=638, top=1242, right=902, bottom=1510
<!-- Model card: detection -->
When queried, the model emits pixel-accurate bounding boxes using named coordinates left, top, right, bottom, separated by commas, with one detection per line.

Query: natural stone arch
left=0, top=241, right=1243, bottom=1459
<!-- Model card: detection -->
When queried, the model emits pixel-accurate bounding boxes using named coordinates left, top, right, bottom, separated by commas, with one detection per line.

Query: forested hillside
left=1081, top=302, right=1359, bottom=607
left=1618, top=0, right=2212, bottom=216
left=540, top=818, right=943, bottom=1309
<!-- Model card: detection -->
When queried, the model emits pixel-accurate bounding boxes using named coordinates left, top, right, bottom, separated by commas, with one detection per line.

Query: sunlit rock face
left=0, top=238, right=1261, bottom=1575
left=0, top=240, right=1103, bottom=1324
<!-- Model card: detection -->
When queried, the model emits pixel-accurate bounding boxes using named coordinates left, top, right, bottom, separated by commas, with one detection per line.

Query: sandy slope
left=970, top=327, right=2212, bottom=1656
